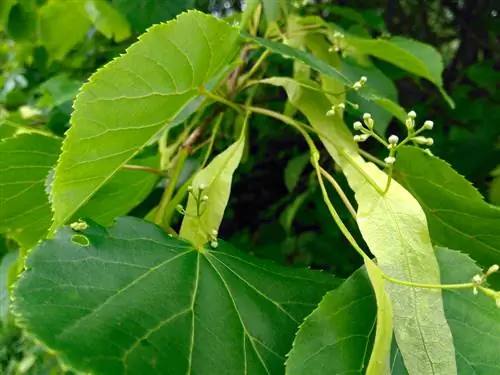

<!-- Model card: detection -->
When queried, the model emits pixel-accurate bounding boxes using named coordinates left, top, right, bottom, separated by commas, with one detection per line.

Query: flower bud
left=413, top=136, right=428, bottom=144
left=352, top=82, right=362, bottom=91
left=354, top=134, right=370, bottom=142
left=211, top=229, right=218, bottom=236
left=202, top=195, right=209, bottom=202
left=187, top=185, right=193, bottom=192
left=384, top=156, right=396, bottom=165
left=408, top=110, right=417, bottom=119
left=405, top=118, right=414, bottom=130
left=360, top=76, right=367, bottom=84
left=388, top=135, right=399, bottom=145
left=423, top=120, right=434, bottom=130
left=426, top=138, right=434, bottom=146
left=326, top=109, right=335, bottom=116
left=487, top=264, right=499, bottom=276
left=210, top=240, right=218, bottom=249
left=199, top=183, right=206, bottom=190
left=337, top=103, right=345, bottom=110
left=353, top=121, right=363, bottom=130
left=363, top=113, right=372, bottom=120
left=472, top=274, right=482, bottom=284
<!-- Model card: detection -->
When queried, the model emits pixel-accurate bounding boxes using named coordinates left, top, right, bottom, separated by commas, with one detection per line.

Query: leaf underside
left=13, top=217, right=339, bottom=375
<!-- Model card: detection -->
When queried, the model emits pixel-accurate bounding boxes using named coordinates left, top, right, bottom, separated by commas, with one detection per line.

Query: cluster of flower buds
left=352, top=76, right=367, bottom=91
left=405, top=111, right=434, bottom=146
left=209, top=229, right=218, bottom=249
left=177, top=183, right=209, bottom=217
left=471, top=264, right=500, bottom=307
left=352, top=112, right=375, bottom=143
left=326, top=102, right=345, bottom=117
left=328, top=31, right=346, bottom=53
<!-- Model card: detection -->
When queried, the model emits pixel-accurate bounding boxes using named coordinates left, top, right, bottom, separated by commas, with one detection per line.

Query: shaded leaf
left=13, top=217, right=339, bottom=375
left=261, top=0, right=281, bottom=22
left=284, top=153, right=309, bottom=192
left=0, top=133, right=61, bottom=248
left=247, top=35, right=351, bottom=85
left=394, top=147, right=500, bottom=280
left=180, top=134, right=245, bottom=248
left=113, top=0, right=195, bottom=33
left=50, top=11, right=240, bottom=232
left=36, top=75, right=82, bottom=108
left=347, top=36, right=453, bottom=107
left=84, top=0, right=131, bottom=42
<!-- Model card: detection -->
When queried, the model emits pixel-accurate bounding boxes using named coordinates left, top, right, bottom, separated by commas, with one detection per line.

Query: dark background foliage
left=0, top=0, right=498, bottom=373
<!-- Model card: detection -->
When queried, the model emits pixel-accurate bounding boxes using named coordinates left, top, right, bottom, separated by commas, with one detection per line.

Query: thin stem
left=237, top=49, right=271, bottom=91
left=244, top=79, right=344, bottom=98
left=201, top=89, right=243, bottom=114
left=122, top=164, right=166, bottom=176
left=359, top=149, right=386, bottom=168
left=383, top=274, right=475, bottom=290
left=154, top=147, right=189, bottom=225
left=341, top=152, right=385, bottom=195
left=320, top=167, right=357, bottom=219
left=384, top=166, right=393, bottom=194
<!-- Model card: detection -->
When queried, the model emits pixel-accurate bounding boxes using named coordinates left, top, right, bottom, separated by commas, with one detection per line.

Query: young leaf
left=394, top=147, right=500, bottom=272
left=0, top=133, right=61, bottom=248
left=179, top=134, right=245, bottom=248
left=13, top=217, right=339, bottom=375
left=347, top=36, right=453, bottom=107
left=84, top=0, right=131, bottom=42
left=114, top=0, right=196, bottom=33
left=50, top=11, right=240, bottom=233
left=246, top=35, right=351, bottom=85
left=269, top=79, right=457, bottom=375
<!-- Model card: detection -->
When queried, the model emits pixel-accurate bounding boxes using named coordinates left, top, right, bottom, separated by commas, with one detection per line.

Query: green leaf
left=0, top=133, right=61, bottom=248
left=50, top=11, right=240, bottom=233
left=13, top=217, right=339, bottom=375
left=269, top=78, right=457, bottom=375
left=36, top=75, right=82, bottom=108
left=0, top=0, right=17, bottom=31
left=73, top=155, right=159, bottom=226
left=180, top=134, right=245, bottom=248
left=394, top=147, right=500, bottom=272
left=286, top=264, right=378, bottom=375
left=84, top=0, right=131, bottom=42
left=347, top=36, right=454, bottom=107
left=284, top=153, right=309, bottom=192
left=247, top=35, right=351, bottom=85
left=6, top=2, right=37, bottom=42
left=287, top=248, right=500, bottom=375
left=1, top=250, right=18, bottom=328
left=38, top=0, right=92, bottom=60
left=113, top=0, right=196, bottom=33
left=261, top=0, right=281, bottom=22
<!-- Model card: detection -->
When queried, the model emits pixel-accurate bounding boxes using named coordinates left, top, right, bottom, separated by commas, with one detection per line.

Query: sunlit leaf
left=13, top=217, right=339, bottom=375
left=38, top=0, right=91, bottom=60
left=84, top=0, right=131, bottom=42
left=180, top=134, right=245, bottom=248
left=50, top=11, right=240, bottom=232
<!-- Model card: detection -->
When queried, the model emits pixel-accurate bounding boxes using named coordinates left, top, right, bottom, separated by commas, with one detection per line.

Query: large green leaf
left=38, top=0, right=91, bottom=60
left=268, top=78, right=456, bottom=375
left=73, top=155, right=159, bottom=226
left=113, top=0, right=195, bottom=33
left=50, top=11, right=240, bottom=232
left=394, top=147, right=500, bottom=271
left=180, top=134, right=245, bottom=248
left=0, top=133, right=61, bottom=248
left=84, top=0, right=131, bottom=42
left=347, top=36, right=453, bottom=107
left=287, top=248, right=500, bottom=375
left=13, top=217, right=339, bottom=375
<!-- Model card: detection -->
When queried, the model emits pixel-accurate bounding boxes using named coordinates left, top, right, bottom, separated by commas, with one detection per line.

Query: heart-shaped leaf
left=13, top=217, right=339, bottom=375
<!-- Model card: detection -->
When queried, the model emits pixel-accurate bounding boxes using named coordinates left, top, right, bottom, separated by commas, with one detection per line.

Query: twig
left=122, top=164, right=166, bottom=176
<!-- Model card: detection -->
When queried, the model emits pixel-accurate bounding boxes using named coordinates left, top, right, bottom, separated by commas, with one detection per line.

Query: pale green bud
left=70, top=220, right=88, bottom=232
left=187, top=185, right=193, bottom=192
left=202, top=195, right=209, bottom=202
left=199, top=183, right=206, bottom=190
left=487, top=264, right=499, bottom=276
left=210, top=240, right=218, bottom=249
left=405, top=118, right=414, bottom=130
left=337, top=103, right=345, bottom=110
left=408, top=110, right=417, bottom=119
left=388, top=135, right=399, bottom=145
left=423, top=120, right=434, bottom=130
left=326, top=109, right=335, bottom=116
left=211, top=229, right=218, bottom=236
left=352, top=82, right=362, bottom=91
left=359, top=76, right=367, bottom=84
left=472, top=274, right=482, bottom=284
left=353, top=121, right=363, bottom=130
left=384, top=156, right=396, bottom=165
left=413, top=136, right=428, bottom=144
left=426, top=138, right=434, bottom=146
